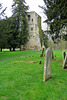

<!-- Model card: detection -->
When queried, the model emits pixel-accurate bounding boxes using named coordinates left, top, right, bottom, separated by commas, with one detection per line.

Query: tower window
left=28, top=15, right=30, bottom=21
left=31, top=27, right=33, bottom=30
left=32, top=19, right=33, bottom=22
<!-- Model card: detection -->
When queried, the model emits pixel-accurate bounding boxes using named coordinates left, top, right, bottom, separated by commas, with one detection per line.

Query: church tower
left=25, top=11, right=41, bottom=51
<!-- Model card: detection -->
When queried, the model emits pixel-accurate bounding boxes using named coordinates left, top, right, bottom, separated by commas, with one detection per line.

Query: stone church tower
left=25, top=11, right=41, bottom=51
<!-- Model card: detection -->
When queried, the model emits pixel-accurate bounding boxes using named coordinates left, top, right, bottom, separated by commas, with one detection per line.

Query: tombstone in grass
left=63, top=51, right=67, bottom=69
left=43, top=47, right=52, bottom=82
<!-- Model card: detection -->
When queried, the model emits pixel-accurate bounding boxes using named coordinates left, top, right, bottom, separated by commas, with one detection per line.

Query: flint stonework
left=44, top=48, right=52, bottom=82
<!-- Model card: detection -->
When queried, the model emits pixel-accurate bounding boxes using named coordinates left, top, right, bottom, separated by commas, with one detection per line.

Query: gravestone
left=63, top=51, right=67, bottom=69
left=43, top=47, right=52, bottom=82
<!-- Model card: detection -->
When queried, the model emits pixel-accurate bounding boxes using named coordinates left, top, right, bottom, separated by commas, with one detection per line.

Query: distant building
left=25, top=11, right=41, bottom=51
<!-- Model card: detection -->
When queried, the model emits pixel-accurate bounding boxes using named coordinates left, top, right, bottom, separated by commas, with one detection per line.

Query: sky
left=0, top=0, right=47, bottom=30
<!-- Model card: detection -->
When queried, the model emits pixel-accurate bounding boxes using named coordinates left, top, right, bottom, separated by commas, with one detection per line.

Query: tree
left=37, top=16, right=44, bottom=47
left=43, top=33, right=48, bottom=48
left=5, top=17, right=19, bottom=51
left=0, top=3, right=7, bottom=51
left=0, top=19, right=7, bottom=51
left=62, top=27, right=67, bottom=41
left=63, top=34, right=67, bottom=41
left=20, top=15, right=29, bottom=46
left=41, top=0, right=67, bottom=42
left=0, top=3, right=7, bottom=19
left=12, top=0, right=29, bottom=49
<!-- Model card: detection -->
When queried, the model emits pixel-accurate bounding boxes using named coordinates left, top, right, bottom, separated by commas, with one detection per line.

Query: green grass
left=0, top=50, right=67, bottom=100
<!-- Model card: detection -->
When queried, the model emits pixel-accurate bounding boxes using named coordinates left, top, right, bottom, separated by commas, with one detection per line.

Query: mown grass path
left=0, top=50, right=67, bottom=100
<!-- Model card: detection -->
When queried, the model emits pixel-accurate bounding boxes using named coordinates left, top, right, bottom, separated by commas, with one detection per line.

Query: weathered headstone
left=43, top=47, right=52, bottom=82
left=63, top=51, right=67, bottom=69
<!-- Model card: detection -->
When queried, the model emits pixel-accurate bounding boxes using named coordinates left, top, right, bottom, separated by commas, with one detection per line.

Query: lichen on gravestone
left=43, top=47, right=53, bottom=82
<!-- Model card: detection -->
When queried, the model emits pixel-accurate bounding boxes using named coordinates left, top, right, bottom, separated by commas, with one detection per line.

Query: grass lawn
left=0, top=50, right=67, bottom=100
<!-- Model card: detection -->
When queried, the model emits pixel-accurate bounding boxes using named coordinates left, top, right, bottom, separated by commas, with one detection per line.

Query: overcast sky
left=0, top=0, right=47, bottom=30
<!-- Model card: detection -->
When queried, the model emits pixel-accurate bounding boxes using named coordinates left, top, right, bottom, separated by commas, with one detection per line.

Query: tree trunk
left=52, top=51, right=54, bottom=59
left=13, top=47, right=15, bottom=51
left=10, top=48, right=11, bottom=51
left=1, top=48, right=2, bottom=52
left=40, top=48, right=44, bottom=57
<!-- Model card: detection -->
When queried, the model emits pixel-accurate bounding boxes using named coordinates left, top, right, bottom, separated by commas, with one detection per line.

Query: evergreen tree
left=0, top=3, right=7, bottom=51
left=37, top=16, right=44, bottom=47
left=6, top=17, right=19, bottom=51
left=0, top=3, right=7, bottom=19
left=12, top=0, right=29, bottom=49
left=0, top=19, right=7, bottom=51
left=43, top=33, right=48, bottom=48
left=41, top=0, right=67, bottom=42
left=21, top=15, right=29, bottom=45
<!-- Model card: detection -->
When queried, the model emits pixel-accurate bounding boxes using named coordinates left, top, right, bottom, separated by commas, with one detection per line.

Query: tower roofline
left=27, top=11, right=41, bottom=18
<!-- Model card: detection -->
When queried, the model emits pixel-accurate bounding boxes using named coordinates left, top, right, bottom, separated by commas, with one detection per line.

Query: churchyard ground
left=0, top=49, right=67, bottom=100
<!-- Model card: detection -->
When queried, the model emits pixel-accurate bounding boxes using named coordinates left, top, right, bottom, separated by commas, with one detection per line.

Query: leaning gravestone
left=63, top=51, right=67, bottom=69
left=43, top=47, right=52, bottom=82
